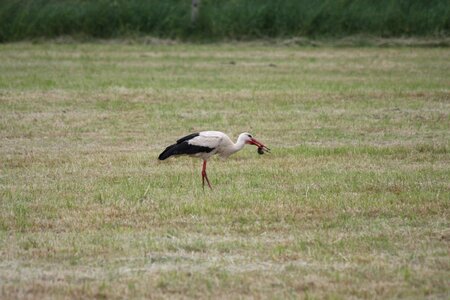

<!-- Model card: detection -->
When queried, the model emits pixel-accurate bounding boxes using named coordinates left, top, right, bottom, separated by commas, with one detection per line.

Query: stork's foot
left=202, top=171, right=212, bottom=190
left=201, top=160, right=212, bottom=190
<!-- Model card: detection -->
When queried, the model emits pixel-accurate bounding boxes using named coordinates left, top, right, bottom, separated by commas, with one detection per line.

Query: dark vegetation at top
left=0, top=0, right=449, bottom=42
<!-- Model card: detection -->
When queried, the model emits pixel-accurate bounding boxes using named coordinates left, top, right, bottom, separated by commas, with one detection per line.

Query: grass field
left=0, top=42, right=449, bottom=299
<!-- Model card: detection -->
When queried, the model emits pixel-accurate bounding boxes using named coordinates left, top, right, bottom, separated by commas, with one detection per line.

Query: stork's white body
left=186, top=131, right=247, bottom=160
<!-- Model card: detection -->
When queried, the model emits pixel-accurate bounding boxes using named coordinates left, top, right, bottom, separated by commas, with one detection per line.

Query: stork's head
left=240, top=132, right=271, bottom=153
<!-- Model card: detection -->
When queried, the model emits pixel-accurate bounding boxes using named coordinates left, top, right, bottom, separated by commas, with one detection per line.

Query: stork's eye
left=248, top=134, right=252, bottom=138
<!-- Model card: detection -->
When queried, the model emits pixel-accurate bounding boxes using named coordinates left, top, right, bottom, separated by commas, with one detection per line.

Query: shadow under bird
left=158, top=131, right=270, bottom=189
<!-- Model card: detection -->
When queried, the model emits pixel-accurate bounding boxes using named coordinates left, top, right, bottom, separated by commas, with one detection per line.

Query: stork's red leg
left=204, top=173, right=212, bottom=190
left=202, top=160, right=212, bottom=190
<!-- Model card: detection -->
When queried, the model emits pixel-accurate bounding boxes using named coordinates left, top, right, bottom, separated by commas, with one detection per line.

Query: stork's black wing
left=176, top=133, right=200, bottom=144
left=158, top=132, right=214, bottom=160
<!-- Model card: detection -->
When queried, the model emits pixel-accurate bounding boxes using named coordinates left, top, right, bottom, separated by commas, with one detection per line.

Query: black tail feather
left=158, top=144, right=177, bottom=160
left=158, top=141, right=215, bottom=160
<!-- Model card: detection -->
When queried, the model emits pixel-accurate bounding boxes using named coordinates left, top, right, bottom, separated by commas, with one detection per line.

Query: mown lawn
left=0, top=42, right=449, bottom=299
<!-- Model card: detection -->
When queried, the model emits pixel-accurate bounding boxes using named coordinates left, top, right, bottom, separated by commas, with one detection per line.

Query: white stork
left=158, top=131, right=270, bottom=189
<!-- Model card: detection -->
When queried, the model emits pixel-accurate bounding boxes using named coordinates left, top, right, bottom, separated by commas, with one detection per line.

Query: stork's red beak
left=247, top=138, right=271, bottom=153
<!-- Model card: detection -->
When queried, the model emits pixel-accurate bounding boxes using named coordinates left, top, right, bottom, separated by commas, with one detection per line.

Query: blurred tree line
left=0, top=0, right=448, bottom=42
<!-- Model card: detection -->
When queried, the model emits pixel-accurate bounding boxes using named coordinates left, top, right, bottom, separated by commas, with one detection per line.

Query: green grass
left=0, top=42, right=449, bottom=299
left=0, top=0, right=449, bottom=42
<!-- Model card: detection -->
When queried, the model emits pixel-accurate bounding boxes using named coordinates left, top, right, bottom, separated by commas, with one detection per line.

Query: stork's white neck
left=232, top=134, right=247, bottom=153
left=219, top=133, right=249, bottom=158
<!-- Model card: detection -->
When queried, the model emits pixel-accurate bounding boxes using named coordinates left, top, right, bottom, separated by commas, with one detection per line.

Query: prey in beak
left=247, top=138, right=271, bottom=154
